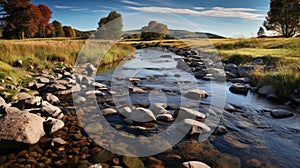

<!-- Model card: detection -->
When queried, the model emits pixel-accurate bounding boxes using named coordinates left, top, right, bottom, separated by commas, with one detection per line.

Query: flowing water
left=96, top=48, right=300, bottom=167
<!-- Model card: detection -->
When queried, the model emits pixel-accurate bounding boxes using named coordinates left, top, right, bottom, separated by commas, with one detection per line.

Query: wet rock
left=258, top=85, right=274, bottom=96
left=149, top=103, right=168, bottom=116
left=74, top=96, right=86, bottom=104
left=178, top=119, right=211, bottom=134
left=130, top=87, right=145, bottom=93
left=11, top=92, right=32, bottom=102
left=129, top=78, right=142, bottom=82
left=89, top=163, right=103, bottom=168
left=226, top=71, right=238, bottom=78
left=42, top=101, right=63, bottom=119
left=85, top=123, right=103, bottom=133
left=43, top=117, right=64, bottom=134
left=213, top=125, right=228, bottom=135
left=101, top=108, right=117, bottom=116
left=89, top=150, right=114, bottom=163
left=229, top=83, right=248, bottom=95
left=246, top=158, right=261, bottom=167
left=130, top=107, right=156, bottom=122
left=224, top=63, right=237, bottom=72
left=181, top=161, right=211, bottom=168
left=57, top=89, right=73, bottom=96
left=49, top=83, right=67, bottom=92
left=51, top=137, right=67, bottom=146
left=0, top=107, right=45, bottom=144
left=92, top=82, right=106, bottom=89
left=123, top=157, right=145, bottom=168
left=270, top=110, right=294, bottom=119
left=118, top=106, right=132, bottom=117
left=156, top=113, right=174, bottom=122
left=229, top=77, right=250, bottom=84
left=224, top=103, right=236, bottom=112
left=184, top=89, right=209, bottom=100
left=175, top=107, right=206, bottom=120
left=194, top=70, right=207, bottom=79
left=44, top=93, right=60, bottom=105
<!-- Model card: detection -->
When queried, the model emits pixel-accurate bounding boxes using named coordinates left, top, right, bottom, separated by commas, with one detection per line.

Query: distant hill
left=122, top=29, right=225, bottom=39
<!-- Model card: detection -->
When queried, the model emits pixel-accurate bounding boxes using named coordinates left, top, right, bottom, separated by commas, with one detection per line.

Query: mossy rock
left=123, top=157, right=145, bottom=168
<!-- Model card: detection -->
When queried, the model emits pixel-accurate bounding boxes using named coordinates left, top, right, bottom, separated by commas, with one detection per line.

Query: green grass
left=0, top=38, right=135, bottom=86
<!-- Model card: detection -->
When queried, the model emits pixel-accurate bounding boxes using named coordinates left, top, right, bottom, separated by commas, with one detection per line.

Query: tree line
left=0, top=0, right=93, bottom=39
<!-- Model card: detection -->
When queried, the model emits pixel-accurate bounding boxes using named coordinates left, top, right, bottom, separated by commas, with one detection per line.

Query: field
left=0, top=37, right=299, bottom=98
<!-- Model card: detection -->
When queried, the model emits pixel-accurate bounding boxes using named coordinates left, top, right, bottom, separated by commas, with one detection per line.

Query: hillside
left=122, top=29, right=225, bottom=39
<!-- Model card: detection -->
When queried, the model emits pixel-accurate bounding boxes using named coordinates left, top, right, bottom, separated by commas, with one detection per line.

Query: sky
left=31, top=0, right=270, bottom=38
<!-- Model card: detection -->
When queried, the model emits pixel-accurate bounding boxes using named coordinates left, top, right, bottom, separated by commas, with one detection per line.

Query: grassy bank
left=0, top=38, right=136, bottom=85
left=123, top=37, right=300, bottom=99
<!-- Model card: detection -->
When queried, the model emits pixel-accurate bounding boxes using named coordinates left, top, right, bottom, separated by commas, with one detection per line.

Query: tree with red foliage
left=36, top=4, right=52, bottom=37
left=0, top=0, right=52, bottom=39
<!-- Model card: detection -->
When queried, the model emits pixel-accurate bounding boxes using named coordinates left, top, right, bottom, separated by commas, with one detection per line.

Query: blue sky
left=31, top=0, right=270, bottom=37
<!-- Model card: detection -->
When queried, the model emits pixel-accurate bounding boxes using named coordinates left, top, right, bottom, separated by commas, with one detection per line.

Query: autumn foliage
left=0, top=0, right=52, bottom=39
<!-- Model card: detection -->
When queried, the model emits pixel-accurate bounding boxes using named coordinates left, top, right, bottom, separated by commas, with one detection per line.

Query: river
left=96, top=48, right=300, bottom=167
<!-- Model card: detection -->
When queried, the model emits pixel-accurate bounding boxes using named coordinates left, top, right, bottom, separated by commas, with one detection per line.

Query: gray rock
left=43, top=117, right=64, bottom=134
left=177, top=119, right=211, bottom=134
left=12, top=96, right=43, bottom=109
left=224, top=103, right=236, bottom=112
left=0, top=107, right=45, bottom=144
left=149, top=103, right=168, bottom=116
left=174, top=107, right=206, bottom=119
left=42, top=101, right=63, bottom=119
left=253, top=58, right=264, bottom=65
left=88, top=163, right=103, bottom=168
left=156, top=113, right=174, bottom=122
left=74, top=96, right=86, bottom=104
left=130, top=107, right=156, bottom=122
left=51, top=137, right=67, bottom=146
left=224, top=63, right=237, bottom=72
left=118, top=106, right=132, bottom=118
left=182, top=161, right=211, bottom=168
left=0, top=96, right=6, bottom=106
left=44, top=93, right=60, bottom=105
left=213, top=125, right=228, bottom=135
left=270, top=110, right=294, bottom=119
left=258, top=85, right=274, bottom=96
left=229, top=77, right=250, bottom=84
left=101, top=108, right=117, bottom=116
left=92, top=82, right=106, bottom=89
left=226, top=71, right=238, bottom=78
left=11, top=92, right=32, bottom=102
left=86, top=63, right=97, bottom=76
left=57, top=89, right=73, bottom=96
left=49, top=83, right=67, bottom=92
left=6, top=76, right=13, bottom=82
left=38, top=77, right=50, bottom=84
left=184, top=89, right=209, bottom=100
left=229, top=83, right=249, bottom=95
left=194, top=70, right=207, bottom=79
left=238, top=65, right=254, bottom=77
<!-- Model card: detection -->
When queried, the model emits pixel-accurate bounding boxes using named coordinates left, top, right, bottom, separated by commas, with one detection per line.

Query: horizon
left=31, top=0, right=270, bottom=38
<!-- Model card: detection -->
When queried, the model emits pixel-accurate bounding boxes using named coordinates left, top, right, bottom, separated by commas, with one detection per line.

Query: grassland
left=0, top=38, right=135, bottom=85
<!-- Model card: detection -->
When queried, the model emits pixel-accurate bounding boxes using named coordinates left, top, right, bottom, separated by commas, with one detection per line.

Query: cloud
left=127, top=6, right=263, bottom=20
left=69, top=8, right=88, bottom=12
left=193, top=7, right=205, bottom=10
left=120, top=0, right=142, bottom=6
left=54, top=5, right=74, bottom=9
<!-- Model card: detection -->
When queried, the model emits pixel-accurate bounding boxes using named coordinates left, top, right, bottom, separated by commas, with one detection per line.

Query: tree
left=141, top=21, right=169, bottom=40
left=63, top=26, right=76, bottom=37
left=51, top=20, right=65, bottom=37
left=35, top=4, right=52, bottom=37
left=95, top=11, right=123, bottom=39
left=257, top=26, right=265, bottom=37
left=263, top=0, right=300, bottom=37
left=0, top=0, right=52, bottom=39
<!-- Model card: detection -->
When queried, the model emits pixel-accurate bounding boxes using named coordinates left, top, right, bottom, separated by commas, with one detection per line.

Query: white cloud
left=54, top=5, right=74, bottom=9
left=127, top=6, right=263, bottom=20
left=120, top=0, right=142, bottom=6
left=193, top=7, right=205, bottom=10
left=70, top=8, right=88, bottom=12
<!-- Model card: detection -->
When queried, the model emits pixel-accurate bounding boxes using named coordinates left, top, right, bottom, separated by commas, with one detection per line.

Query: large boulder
left=229, top=83, right=249, bottom=95
left=0, top=106, right=45, bottom=144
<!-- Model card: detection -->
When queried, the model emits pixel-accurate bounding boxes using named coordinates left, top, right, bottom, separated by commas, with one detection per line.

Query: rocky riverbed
left=0, top=47, right=299, bottom=168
